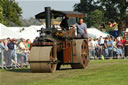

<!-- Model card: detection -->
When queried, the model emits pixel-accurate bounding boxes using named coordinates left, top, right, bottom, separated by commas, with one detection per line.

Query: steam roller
left=28, top=7, right=89, bottom=73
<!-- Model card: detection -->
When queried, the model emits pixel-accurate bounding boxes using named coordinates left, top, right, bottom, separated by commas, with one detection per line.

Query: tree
left=87, top=9, right=104, bottom=28
left=20, top=17, right=42, bottom=26
left=0, top=5, right=3, bottom=23
left=97, top=0, right=128, bottom=32
left=0, top=0, right=22, bottom=26
left=74, top=0, right=98, bottom=14
left=0, top=0, right=6, bottom=24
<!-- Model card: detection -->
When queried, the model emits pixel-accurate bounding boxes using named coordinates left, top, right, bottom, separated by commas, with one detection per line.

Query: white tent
left=7, top=27, right=26, bottom=33
left=126, top=28, right=128, bottom=32
left=16, top=25, right=44, bottom=41
left=19, top=26, right=40, bottom=41
left=87, top=28, right=108, bottom=38
left=0, top=23, right=22, bottom=39
left=8, top=25, right=45, bottom=33
left=1, top=24, right=45, bottom=41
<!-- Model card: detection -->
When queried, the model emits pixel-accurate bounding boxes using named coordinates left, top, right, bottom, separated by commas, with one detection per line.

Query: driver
left=60, top=17, right=69, bottom=30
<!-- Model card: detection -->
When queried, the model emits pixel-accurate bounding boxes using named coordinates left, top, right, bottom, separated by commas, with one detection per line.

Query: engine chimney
left=45, top=7, right=51, bottom=29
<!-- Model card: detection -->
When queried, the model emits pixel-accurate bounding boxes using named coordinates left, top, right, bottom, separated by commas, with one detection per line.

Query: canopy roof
left=35, top=10, right=85, bottom=19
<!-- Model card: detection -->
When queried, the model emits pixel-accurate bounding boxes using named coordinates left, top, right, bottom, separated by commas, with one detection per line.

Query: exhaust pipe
left=45, top=7, right=51, bottom=29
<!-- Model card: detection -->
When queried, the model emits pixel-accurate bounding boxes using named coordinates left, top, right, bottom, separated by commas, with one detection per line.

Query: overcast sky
left=15, top=0, right=80, bottom=19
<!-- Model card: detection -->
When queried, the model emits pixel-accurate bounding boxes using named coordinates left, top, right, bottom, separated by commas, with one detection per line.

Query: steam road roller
left=28, top=7, right=89, bottom=73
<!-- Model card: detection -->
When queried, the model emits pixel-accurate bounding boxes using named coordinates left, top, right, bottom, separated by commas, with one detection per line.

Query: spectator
left=120, top=36, right=125, bottom=57
left=104, top=37, right=108, bottom=58
left=18, top=38, right=27, bottom=67
left=90, top=38, right=95, bottom=59
left=0, top=40, right=2, bottom=43
left=0, top=39, right=9, bottom=67
left=24, top=39, right=31, bottom=64
left=107, top=37, right=113, bottom=59
left=12, top=39, right=18, bottom=67
left=98, top=36, right=104, bottom=58
left=113, top=38, right=117, bottom=59
left=7, top=38, right=11, bottom=43
left=124, top=39, right=128, bottom=58
left=116, top=39, right=123, bottom=59
left=26, top=39, right=31, bottom=50
left=120, top=36, right=125, bottom=46
left=33, top=37, right=39, bottom=43
left=94, top=38, right=99, bottom=58
left=93, top=38, right=98, bottom=59
left=7, top=38, right=16, bottom=67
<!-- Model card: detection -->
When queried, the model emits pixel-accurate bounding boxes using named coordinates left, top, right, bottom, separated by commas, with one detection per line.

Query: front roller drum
left=29, top=46, right=57, bottom=73
left=71, top=40, right=88, bottom=69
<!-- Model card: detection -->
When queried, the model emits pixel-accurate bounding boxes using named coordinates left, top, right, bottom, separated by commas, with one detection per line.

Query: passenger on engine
left=73, top=18, right=88, bottom=38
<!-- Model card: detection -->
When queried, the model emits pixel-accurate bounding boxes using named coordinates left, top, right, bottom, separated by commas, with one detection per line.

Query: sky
left=15, top=0, right=80, bottom=19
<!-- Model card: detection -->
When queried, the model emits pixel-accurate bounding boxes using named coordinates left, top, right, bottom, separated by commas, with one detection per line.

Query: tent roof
left=126, top=28, right=128, bottom=32
left=35, top=10, right=85, bottom=19
left=87, top=28, right=109, bottom=38
left=0, top=24, right=22, bottom=39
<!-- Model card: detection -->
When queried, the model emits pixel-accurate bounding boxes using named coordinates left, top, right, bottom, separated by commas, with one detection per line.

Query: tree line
left=0, top=0, right=128, bottom=33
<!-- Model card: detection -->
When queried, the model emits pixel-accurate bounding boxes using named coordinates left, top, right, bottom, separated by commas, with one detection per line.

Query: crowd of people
left=88, top=36, right=128, bottom=60
left=0, top=38, right=31, bottom=68
left=1, top=35, right=128, bottom=69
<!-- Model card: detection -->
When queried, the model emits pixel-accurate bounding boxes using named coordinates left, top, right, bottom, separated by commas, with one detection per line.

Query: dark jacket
left=7, top=41, right=14, bottom=50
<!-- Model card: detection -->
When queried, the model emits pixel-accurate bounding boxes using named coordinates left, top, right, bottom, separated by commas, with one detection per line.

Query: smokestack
left=45, top=7, right=51, bottom=29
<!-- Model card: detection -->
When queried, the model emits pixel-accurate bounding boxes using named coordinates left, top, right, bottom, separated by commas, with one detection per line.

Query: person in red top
left=120, top=36, right=125, bottom=46
left=120, top=36, right=125, bottom=58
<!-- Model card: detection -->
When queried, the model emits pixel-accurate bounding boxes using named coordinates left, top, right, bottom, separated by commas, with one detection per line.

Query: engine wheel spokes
left=71, top=39, right=88, bottom=69
left=81, top=40, right=88, bottom=68
left=49, top=48, right=57, bottom=72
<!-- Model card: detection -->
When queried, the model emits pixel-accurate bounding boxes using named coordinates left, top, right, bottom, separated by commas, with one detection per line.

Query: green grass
left=1, top=59, right=128, bottom=85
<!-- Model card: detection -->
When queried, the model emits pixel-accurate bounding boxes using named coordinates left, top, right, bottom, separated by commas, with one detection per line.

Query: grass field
left=0, top=59, right=128, bottom=85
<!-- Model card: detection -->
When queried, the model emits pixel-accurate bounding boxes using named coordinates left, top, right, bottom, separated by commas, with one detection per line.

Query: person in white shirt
left=98, top=36, right=105, bottom=58
left=18, top=38, right=27, bottom=67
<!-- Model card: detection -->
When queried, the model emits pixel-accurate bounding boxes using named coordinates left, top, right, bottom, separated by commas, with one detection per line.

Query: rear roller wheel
left=71, top=40, right=88, bottom=69
left=29, top=46, right=57, bottom=73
